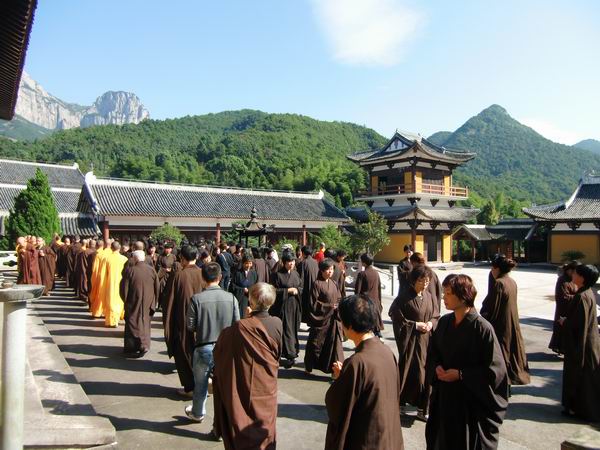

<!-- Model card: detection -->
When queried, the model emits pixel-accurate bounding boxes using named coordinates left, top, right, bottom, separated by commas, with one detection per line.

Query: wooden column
left=216, top=222, right=221, bottom=244
left=302, top=225, right=307, bottom=246
left=471, top=239, right=476, bottom=262
left=102, top=220, right=109, bottom=242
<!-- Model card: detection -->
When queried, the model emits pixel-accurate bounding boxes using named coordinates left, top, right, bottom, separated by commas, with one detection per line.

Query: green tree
left=316, top=225, right=351, bottom=254
left=350, top=211, right=390, bottom=256
left=150, top=223, right=185, bottom=246
left=477, top=200, right=500, bottom=225
left=5, top=169, right=60, bottom=246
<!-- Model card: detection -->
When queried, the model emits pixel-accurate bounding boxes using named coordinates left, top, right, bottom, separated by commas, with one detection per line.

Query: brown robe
left=549, top=274, right=577, bottom=353
left=120, top=261, right=159, bottom=354
left=21, top=244, right=42, bottom=285
left=480, top=273, right=530, bottom=385
left=297, top=256, right=319, bottom=323
left=56, top=243, right=69, bottom=279
left=304, top=278, right=343, bottom=374
left=85, top=248, right=97, bottom=301
left=397, top=257, right=412, bottom=295
left=75, top=247, right=90, bottom=301
left=253, top=258, right=270, bottom=283
left=426, top=310, right=509, bottom=450
left=270, top=269, right=303, bottom=360
left=157, top=253, right=177, bottom=296
left=67, top=242, right=83, bottom=288
left=331, top=262, right=347, bottom=298
left=389, top=286, right=439, bottom=412
left=38, top=245, right=57, bottom=295
left=354, top=266, right=383, bottom=331
left=213, top=315, right=281, bottom=449
left=325, top=338, right=404, bottom=450
left=562, top=288, right=600, bottom=421
left=163, top=264, right=204, bottom=391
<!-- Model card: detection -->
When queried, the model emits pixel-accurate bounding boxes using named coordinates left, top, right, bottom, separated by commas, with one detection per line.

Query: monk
left=74, top=239, right=89, bottom=300
left=57, top=236, right=71, bottom=280
left=21, top=236, right=42, bottom=285
left=410, top=252, right=442, bottom=308
left=157, top=242, right=177, bottom=297
left=102, top=241, right=128, bottom=327
left=331, top=250, right=347, bottom=298
left=481, top=255, right=530, bottom=387
left=304, top=258, right=343, bottom=376
left=297, top=245, right=319, bottom=324
left=229, top=255, right=258, bottom=318
left=326, top=294, right=404, bottom=450
left=354, top=253, right=383, bottom=334
left=38, top=237, right=57, bottom=295
left=549, top=261, right=579, bottom=355
left=270, top=251, right=303, bottom=368
left=251, top=247, right=269, bottom=283
left=212, top=282, right=282, bottom=448
left=120, top=250, right=159, bottom=356
left=84, top=240, right=97, bottom=303
left=89, top=239, right=108, bottom=317
left=163, top=245, right=204, bottom=396
left=67, top=235, right=82, bottom=288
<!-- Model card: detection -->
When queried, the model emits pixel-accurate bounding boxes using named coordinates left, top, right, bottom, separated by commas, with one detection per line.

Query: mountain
left=5, top=72, right=150, bottom=139
left=574, top=139, right=600, bottom=155
left=0, top=110, right=385, bottom=207
left=432, top=105, right=600, bottom=206
left=427, top=131, right=452, bottom=146
left=0, top=115, right=53, bottom=141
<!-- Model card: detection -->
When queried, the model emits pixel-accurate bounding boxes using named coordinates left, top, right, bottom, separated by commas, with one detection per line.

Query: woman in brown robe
left=480, top=255, right=530, bottom=386
left=389, top=265, right=439, bottom=420
left=37, top=237, right=57, bottom=295
left=561, top=264, right=600, bottom=421
left=331, top=250, right=347, bottom=298
left=270, top=252, right=303, bottom=368
left=304, top=258, right=343, bottom=376
left=549, top=261, right=579, bottom=354
left=354, top=253, right=383, bottom=334
left=426, top=274, right=509, bottom=450
left=326, top=294, right=403, bottom=450
left=58, top=236, right=71, bottom=282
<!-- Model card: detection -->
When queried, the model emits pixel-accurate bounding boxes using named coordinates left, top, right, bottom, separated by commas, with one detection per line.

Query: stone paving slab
left=26, top=266, right=600, bottom=449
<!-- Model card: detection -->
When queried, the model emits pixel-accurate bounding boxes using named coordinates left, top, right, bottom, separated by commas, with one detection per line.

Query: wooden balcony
left=357, top=182, right=468, bottom=198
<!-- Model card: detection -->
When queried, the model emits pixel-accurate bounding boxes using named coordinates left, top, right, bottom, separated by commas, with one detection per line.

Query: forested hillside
left=0, top=110, right=385, bottom=207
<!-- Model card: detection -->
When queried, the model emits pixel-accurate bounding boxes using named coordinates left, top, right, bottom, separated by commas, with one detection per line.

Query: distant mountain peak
left=13, top=72, right=149, bottom=132
left=480, top=104, right=508, bottom=116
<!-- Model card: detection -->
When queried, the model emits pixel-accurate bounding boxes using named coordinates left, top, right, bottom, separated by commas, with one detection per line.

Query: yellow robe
left=103, top=250, right=128, bottom=327
left=89, top=248, right=109, bottom=317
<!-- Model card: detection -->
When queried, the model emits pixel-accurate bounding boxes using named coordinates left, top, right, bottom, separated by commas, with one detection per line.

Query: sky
left=23, top=0, right=600, bottom=144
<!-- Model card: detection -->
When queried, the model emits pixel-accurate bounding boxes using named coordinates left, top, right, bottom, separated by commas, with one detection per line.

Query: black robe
left=549, top=274, right=577, bottom=353
left=230, top=269, right=258, bottom=319
left=304, top=278, right=343, bottom=374
left=389, top=286, right=439, bottom=411
left=331, top=262, right=347, bottom=298
left=426, top=310, right=509, bottom=450
left=562, top=288, right=600, bottom=421
left=120, top=261, right=159, bottom=354
left=397, top=257, right=412, bottom=295
left=325, top=338, right=404, bottom=450
left=297, top=256, right=319, bottom=323
left=480, top=273, right=530, bottom=385
left=354, top=266, right=383, bottom=331
left=270, top=269, right=303, bottom=360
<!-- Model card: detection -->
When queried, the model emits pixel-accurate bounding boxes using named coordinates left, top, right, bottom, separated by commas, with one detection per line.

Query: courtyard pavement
left=28, top=265, right=600, bottom=449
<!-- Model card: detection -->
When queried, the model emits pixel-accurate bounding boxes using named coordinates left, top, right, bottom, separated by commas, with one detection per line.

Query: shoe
left=416, top=409, right=428, bottom=422
left=281, top=358, right=295, bottom=369
left=208, top=429, right=223, bottom=442
left=177, top=388, right=194, bottom=398
left=184, top=405, right=204, bottom=423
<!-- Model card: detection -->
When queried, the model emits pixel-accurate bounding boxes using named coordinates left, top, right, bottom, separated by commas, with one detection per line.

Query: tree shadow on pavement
left=520, top=317, right=554, bottom=332
left=277, top=403, right=327, bottom=423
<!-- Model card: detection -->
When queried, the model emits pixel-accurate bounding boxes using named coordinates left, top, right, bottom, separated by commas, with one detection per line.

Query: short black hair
left=492, top=254, right=516, bottom=274
left=403, top=244, right=413, bottom=252
left=180, top=245, right=198, bottom=262
left=360, top=253, right=373, bottom=266
left=251, top=247, right=261, bottom=259
left=442, top=274, right=477, bottom=307
left=281, top=251, right=295, bottom=263
left=338, top=294, right=377, bottom=333
left=409, top=265, right=432, bottom=286
left=324, top=249, right=337, bottom=259
left=319, top=258, right=335, bottom=272
left=575, top=264, right=599, bottom=290
left=336, top=249, right=347, bottom=259
left=202, top=262, right=222, bottom=282
left=301, top=245, right=313, bottom=257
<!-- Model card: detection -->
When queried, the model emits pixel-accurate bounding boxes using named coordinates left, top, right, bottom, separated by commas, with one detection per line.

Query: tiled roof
left=86, top=177, right=348, bottom=222
left=452, top=225, right=495, bottom=241
left=523, top=174, right=600, bottom=221
left=0, top=185, right=82, bottom=213
left=347, top=131, right=475, bottom=164
left=346, top=204, right=478, bottom=223
left=0, top=0, right=37, bottom=119
left=60, top=214, right=100, bottom=237
left=0, top=159, right=84, bottom=188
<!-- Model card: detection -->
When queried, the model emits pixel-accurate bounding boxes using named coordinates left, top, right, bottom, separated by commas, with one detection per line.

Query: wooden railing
left=358, top=182, right=468, bottom=198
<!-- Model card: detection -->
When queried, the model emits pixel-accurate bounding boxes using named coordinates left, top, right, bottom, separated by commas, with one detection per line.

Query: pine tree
left=6, top=169, right=61, bottom=246
left=149, top=223, right=185, bottom=246
left=350, top=211, right=390, bottom=256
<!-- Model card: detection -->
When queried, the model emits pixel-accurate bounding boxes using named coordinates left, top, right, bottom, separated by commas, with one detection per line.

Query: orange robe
left=103, top=250, right=128, bottom=327
left=89, top=248, right=109, bottom=317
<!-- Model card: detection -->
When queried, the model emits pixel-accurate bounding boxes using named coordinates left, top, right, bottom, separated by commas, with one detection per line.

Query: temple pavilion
left=347, top=130, right=478, bottom=263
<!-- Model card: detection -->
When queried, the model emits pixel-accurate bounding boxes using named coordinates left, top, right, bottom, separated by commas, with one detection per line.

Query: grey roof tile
left=0, top=159, right=84, bottom=188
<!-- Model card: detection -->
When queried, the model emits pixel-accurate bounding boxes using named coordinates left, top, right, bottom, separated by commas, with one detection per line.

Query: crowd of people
left=12, top=234, right=600, bottom=449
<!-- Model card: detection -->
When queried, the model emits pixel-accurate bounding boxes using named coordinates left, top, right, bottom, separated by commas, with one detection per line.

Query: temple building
left=523, top=173, right=600, bottom=264
left=347, top=131, right=478, bottom=263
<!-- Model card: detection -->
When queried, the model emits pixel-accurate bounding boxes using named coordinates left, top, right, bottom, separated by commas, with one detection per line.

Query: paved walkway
left=29, top=266, right=600, bottom=449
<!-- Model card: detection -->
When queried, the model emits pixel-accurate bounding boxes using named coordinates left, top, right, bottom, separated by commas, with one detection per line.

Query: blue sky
left=24, top=0, right=600, bottom=144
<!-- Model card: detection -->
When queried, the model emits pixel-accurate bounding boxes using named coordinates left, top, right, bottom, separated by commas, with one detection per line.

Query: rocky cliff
left=14, top=72, right=149, bottom=130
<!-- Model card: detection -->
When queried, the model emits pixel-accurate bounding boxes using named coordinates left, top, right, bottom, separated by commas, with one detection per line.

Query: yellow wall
left=442, top=234, right=452, bottom=263
left=443, top=175, right=450, bottom=195
left=376, top=233, right=412, bottom=263
left=404, top=171, right=412, bottom=191
left=415, top=234, right=424, bottom=254
left=551, top=234, right=600, bottom=264
left=415, top=170, right=422, bottom=193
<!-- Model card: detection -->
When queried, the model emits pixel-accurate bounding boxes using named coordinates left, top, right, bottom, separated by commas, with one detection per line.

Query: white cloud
left=520, top=117, right=585, bottom=145
left=310, top=0, right=424, bottom=66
